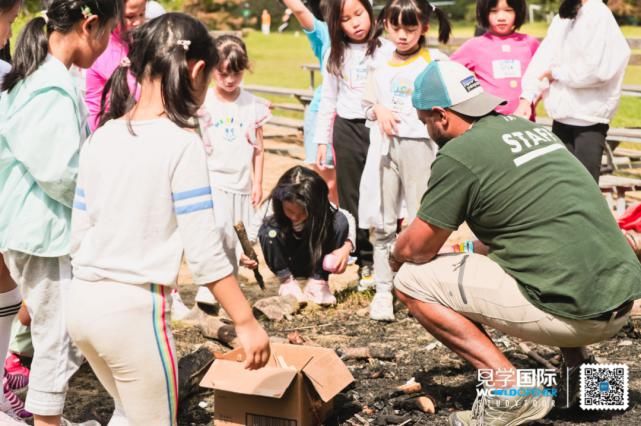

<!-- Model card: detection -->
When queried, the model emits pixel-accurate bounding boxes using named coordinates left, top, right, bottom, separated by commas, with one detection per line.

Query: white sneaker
left=195, top=286, right=218, bottom=307
left=357, top=265, right=375, bottom=292
left=170, top=290, right=191, bottom=321
left=369, top=290, right=395, bottom=321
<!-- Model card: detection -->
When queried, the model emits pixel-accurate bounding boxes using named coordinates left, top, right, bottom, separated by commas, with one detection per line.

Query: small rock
left=252, top=295, right=301, bottom=321
left=618, top=340, right=633, bottom=346
left=198, top=401, right=208, bottom=408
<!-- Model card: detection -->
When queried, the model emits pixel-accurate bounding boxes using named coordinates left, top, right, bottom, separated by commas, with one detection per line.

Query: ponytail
left=1, top=17, right=48, bottom=92
left=98, top=64, right=135, bottom=128
left=376, top=0, right=451, bottom=49
left=432, top=4, right=451, bottom=44
left=2, top=0, right=123, bottom=93
left=559, top=0, right=582, bottom=19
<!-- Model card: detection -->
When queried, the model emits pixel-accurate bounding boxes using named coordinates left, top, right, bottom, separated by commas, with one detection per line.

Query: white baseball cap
left=412, top=60, right=506, bottom=117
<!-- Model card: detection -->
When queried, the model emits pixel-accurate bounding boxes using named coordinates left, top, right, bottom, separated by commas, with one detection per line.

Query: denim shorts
left=304, top=108, right=334, bottom=167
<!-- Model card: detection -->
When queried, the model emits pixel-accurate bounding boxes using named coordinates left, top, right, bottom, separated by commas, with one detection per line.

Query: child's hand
left=252, top=184, right=262, bottom=207
left=330, top=242, right=352, bottom=274
left=316, top=144, right=328, bottom=169
left=239, top=253, right=258, bottom=270
left=374, top=104, right=399, bottom=136
left=513, top=99, right=532, bottom=119
left=236, top=319, right=271, bottom=370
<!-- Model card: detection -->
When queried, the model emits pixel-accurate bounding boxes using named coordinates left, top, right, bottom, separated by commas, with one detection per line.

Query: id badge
left=492, top=59, right=522, bottom=79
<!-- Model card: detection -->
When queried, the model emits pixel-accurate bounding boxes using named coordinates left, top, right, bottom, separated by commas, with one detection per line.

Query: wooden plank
left=271, top=103, right=305, bottom=112
left=269, top=116, right=304, bottom=130
left=244, top=84, right=313, bottom=98
left=599, top=174, right=641, bottom=188
left=613, top=147, right=641, bottom=160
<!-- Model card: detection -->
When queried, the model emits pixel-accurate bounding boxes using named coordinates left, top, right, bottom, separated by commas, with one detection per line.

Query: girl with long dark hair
left=314, top=0, right=393, bottom=290
left=259, top=166, right=355, bottom=305
left=0, top=1, right=122, bottom=423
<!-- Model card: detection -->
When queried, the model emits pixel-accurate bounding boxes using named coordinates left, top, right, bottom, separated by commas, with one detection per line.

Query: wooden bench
left=243, top=84, right=314, bottom=105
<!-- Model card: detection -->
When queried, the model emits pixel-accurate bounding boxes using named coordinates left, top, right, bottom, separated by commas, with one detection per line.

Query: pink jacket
left=85, top=33, right=137, bottom=131
left=451, top=32, right=540, bottom=115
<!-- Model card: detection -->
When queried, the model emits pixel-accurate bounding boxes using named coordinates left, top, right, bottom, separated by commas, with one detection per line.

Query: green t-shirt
left=418, top=114, right=641, bottom=319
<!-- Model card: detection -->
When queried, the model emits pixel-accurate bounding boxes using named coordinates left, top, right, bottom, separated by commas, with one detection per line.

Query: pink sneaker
left=303, top=278, right=336, bottom=306
left=3, top=355, right=28, bottom=391
left=4, top=354, right=29, bottom=379
left=2, top=378, right=31, bottom=419
left=278, top=278, right=305, bottom=303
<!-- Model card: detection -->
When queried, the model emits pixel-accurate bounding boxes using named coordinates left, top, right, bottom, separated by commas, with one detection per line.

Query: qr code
left=580, top=364, right=629, bottom=410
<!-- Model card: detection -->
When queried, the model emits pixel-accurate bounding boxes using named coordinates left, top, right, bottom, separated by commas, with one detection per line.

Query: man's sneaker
left=278, top=277, right=306, bottom=303
left=557, top=354, right=597, bottom=408
left=170, top=290, right=191, bottom=321
left=357, top=265, right=375, bottom=292
left=2, top=378, right=31, bottom=419
left=303, top=278, right=337, bottom=306
left=449, top=386, right=554, bottom=426
left=369, top=290, right=395, bottom=321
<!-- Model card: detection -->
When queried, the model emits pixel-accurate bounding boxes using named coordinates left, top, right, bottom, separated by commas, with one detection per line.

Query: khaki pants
left=394, top=253, right=629, bottom=347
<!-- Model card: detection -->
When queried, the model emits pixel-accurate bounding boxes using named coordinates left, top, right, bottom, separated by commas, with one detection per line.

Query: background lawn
left=241, top=28, right=641, bottom=128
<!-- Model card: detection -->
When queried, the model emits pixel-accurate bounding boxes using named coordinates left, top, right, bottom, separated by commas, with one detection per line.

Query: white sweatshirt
left=314, top=39, right=394, bottom=145
left=521, top=0, right=630, bottom=125
left=71, top=118, right=233, bottom=287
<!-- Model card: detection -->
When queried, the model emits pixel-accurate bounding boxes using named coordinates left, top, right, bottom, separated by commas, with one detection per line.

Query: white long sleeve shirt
left=521, top=0, right=630, bottom=125
left=314, top=39, right=394, bottom=145
left=71, top=118, right=233, bottom=287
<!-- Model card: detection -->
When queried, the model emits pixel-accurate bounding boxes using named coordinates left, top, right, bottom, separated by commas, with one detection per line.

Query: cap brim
left=449, top=92, right=507, bottom=117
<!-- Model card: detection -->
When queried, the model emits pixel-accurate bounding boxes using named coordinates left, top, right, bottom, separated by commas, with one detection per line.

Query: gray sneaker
left=449, top=387, right=554, bottom=426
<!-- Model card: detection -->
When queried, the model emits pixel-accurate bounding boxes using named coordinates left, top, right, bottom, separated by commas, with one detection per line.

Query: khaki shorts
left=394, top=253, right=629, bottom=347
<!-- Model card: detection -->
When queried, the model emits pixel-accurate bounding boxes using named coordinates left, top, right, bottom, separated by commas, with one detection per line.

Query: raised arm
left=280, top=0, right=315, bottom=31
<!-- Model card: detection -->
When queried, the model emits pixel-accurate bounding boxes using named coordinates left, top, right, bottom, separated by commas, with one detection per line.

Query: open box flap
left=299, top=348, right=354, bottom=402
left=200, top=359, right=297, bottom=399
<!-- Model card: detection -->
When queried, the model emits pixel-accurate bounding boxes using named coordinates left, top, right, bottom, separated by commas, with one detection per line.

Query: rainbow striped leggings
left=67, top=280, right=178, bottom=426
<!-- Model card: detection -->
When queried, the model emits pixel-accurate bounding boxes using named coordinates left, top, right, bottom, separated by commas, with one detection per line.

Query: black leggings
left=332, top=116, right=373, bottom=267
left=552, top=121, right=609, bottom=183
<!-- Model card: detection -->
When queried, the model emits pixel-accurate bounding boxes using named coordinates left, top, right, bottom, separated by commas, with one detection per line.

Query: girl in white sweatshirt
left=516, top=0, right=630, bottom=182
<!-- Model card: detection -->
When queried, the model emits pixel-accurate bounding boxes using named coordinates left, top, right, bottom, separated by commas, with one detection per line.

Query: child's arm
left=206, top=274, right=270, bottom=369
left=280, top=0, right=315, bottom=31
left=314, top=54, right=338, bottom=168
left=362, top=69, right=399, bottom=137
left=252, top=127, right=265, bottom=207
left=329, top=208, right=356, bottom=274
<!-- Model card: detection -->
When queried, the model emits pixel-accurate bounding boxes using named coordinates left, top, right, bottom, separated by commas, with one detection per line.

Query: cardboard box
left=200, top=343, right=354, bottom=426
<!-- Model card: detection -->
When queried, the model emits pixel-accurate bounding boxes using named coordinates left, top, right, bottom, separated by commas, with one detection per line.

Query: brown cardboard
left=200, top=343, right=354, bottom=426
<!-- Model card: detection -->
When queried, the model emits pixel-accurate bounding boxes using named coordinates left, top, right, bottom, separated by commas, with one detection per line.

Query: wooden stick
left=519, top=342, right=557, bottom=370
left=233, top=222, right=265, bottom=290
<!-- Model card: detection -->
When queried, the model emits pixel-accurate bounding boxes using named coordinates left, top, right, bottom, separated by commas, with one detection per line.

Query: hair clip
left=81, top=5, right=93, bottom=19
left=120, top=57, right=132, bottom=68
left=431, top=3, right=436, bottom=11
left=40, top=10, right=49, bottom=23
left=176, top=40, right=191, bottom=51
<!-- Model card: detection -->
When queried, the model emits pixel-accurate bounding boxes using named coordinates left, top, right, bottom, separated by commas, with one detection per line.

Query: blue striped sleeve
left=175, top=200, right=214, bottom=215
left=172, top=186, right=211, bottom=202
